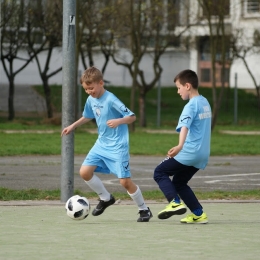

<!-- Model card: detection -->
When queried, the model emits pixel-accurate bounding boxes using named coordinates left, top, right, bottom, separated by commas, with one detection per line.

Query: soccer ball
left=65, top=195, right=90, bottom=220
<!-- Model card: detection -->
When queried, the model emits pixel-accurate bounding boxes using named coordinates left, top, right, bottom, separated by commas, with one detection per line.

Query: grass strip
left=0, top=187, right=259, bottom=201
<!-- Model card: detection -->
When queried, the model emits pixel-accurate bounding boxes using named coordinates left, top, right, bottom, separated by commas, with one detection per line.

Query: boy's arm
left=107, top=115, right=136, bottom=128
left=61, top=117, right=92, bottom=136
left=167, top=126, right=188, bottom=157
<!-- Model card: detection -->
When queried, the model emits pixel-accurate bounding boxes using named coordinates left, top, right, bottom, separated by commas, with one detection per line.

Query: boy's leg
left=119, top=178, right=153, bottom=222
left=154, top=157, right=180, bottom=202
left=80, top=165, right=115, bottom=216
left=100, top=151, right=152, bottom=222
left=86, top=151, right=152, bottom=221
left=172, top=164, right=208, bottom=224
left=154, top=157, right=187, bottom=219
left=80, top=165, right=110, bottom=200
left=172, top=165, right=202, bottom=212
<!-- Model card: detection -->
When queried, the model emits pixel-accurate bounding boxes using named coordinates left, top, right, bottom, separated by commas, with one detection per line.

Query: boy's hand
left=107, top=119, right=120, bottom=128
left=61, top=125, right=74, bottom=136
left=167, top=145, right=182, bottom=157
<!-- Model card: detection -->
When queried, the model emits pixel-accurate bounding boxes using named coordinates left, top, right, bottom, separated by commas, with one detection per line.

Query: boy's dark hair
left=174, top=69, right=198, bottom=89
left=80, top=66, right=103, bottom=85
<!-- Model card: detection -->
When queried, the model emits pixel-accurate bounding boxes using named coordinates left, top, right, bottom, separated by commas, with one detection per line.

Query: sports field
left=1, top=202, right=259, bottom=260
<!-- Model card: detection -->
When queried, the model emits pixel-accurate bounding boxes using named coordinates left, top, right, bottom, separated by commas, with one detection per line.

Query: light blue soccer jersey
left=174, top=95, right=211, bottom=169
left=82, top=90, right=134, bottom=158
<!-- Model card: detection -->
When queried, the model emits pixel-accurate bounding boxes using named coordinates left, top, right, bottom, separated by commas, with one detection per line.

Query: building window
left=246, top=0, right=260, bottom=13
left=202, top=0, right=230, bottom=16
left=253, top=30, right=260, bottom=46
left=199, top=67, right=229, bottom=86
left=222, top=68, right=230, bottom=83
left=167, top=0, right=181, bottom=29
left=166, top=0, right=189, bottom=28
left=201, top=69, right=211, bottom=82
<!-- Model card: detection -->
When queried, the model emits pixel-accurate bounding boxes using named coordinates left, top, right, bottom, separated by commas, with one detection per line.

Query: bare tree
left=111, top=0, right=189, bottom=127
left=26, top=0, right=63, bottom=118
left=197, top=0, right=232, bottom=129
left=77, top=1, right=114, bottom=75
left=0, top=0, right=15, bottom=28
left=1, top=0, right=36, bottom=120
left=74, top=1, right=115, bottom=120
left=231, top=29, right=260, bottom=110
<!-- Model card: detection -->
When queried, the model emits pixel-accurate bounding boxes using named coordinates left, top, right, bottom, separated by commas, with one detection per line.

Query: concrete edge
left=0, top=199, right=260, bottom=206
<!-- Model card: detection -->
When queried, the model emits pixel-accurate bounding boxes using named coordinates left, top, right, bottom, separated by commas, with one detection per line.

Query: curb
left=1, top=199, right=260, bottom=206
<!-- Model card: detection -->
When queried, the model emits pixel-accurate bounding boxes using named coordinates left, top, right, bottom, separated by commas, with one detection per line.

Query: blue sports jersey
left=82, top=90, right=134, bottom=157
left=174, top=95, right=211, bottom=169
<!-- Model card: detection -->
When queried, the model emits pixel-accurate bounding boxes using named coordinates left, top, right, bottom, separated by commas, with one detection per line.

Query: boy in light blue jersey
left=154, top=69, right=211, bottom=224
left=61, top=67, right=152, bottom=222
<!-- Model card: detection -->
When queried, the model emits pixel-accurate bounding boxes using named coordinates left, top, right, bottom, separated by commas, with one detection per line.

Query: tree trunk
left=129, top=60, right=139, bottom=132
left=42, top=79, right=53, bottom=118
left=129, top=83, right=136, bottom=132
left=211, top=59, right=218, bottom=129
left=240, top=55, right=260, bottom=110
left=256, top=87, right=260, bottom=110
left=8, top=78, right=15, bottom=120
left=139, top=93, right=146, bottom=127
left=87, top=46, right=94, bottom=67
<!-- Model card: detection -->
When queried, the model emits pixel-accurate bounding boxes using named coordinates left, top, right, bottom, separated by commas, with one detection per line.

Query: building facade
left=0, top=0, right=259, bottom=89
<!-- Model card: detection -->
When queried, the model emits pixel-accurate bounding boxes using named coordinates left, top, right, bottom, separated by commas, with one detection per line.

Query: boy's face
left=82, top=80, right=105, bottom=99
left=175, top=80, right=190, bottom=100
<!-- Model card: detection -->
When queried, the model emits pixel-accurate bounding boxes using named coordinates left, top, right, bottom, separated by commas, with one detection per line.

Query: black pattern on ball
left=77, top=198, right=89, bottom=207
left=68, top=199, right=73, bottom=211
left=74, top=209, right=84, bottom=218
left=65, top=195, right=90, bottom=220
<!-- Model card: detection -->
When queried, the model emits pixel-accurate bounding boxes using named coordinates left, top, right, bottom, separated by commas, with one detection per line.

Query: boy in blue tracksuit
left=154, top=69, right=211, bottom=224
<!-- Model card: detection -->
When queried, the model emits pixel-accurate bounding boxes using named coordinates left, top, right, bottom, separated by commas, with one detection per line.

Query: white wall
left=1, top=46, right=259, bottom=89
left=230, top=52, right=260, bottom=88
left=0, top=48, right=190, bottom=87
left=0, top=46, right=192, bottom=86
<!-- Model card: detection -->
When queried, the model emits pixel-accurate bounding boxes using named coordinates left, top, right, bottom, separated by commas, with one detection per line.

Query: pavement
left=0, top=154, right=260, bottom=194
left=1, top=203, right=260, bottom=260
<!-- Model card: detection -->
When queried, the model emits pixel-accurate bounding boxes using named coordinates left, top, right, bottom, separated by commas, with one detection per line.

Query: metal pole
left=157, top=77, right=161, bottom=127
left=61, top=0, right=76, bottom=202
left=234, top=73, right=238, bottom=125
left=78, top=70, right=82, bottom=119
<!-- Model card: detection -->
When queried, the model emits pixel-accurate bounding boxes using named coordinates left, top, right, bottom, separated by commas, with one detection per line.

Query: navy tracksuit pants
left=153, top=157, right=202, bottom=211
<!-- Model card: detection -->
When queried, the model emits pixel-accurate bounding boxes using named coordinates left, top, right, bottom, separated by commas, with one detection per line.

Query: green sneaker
left=180, top=212, right=208, bottom=224
left=158, top=202, right=187, bottom=219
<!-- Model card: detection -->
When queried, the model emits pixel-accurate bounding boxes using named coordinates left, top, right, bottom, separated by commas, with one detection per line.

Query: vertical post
left=61, top=0, right=76, bottom=202
left=157, top=77, right=161, bottom=127
left=234, top=73, right=238, bottom=125
left=78, top=70, right=82, bottom=119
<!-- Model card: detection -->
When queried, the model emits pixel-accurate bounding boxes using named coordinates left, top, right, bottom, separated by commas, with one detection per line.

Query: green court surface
left=0, top=202, right=259, bottom=260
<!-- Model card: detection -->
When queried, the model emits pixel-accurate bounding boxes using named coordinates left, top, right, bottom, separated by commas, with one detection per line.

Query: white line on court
left=194, top=173, right=260, bottom=178
left=102, top=178, right=158, bottom=186
left=102, top=173, right=260, bottom=187
left=131, top=167, right=154, bottom=173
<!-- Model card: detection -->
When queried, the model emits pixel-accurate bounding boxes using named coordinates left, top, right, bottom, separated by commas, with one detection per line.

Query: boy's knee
left=119, top=178, right=128, bottom=188
left=153, top=166, right=162, bottom=182
left=172, top=179, right=185, bottom=192
left=79, top=167, right=93, bottom=181
left=119, top=178, right=137, bottom=194
left=79, top=168, right=87, bottom=180
left=119, top=178, right=134, bottom=189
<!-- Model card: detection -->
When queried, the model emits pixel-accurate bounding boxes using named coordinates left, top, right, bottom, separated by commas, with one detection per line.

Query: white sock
left=127, top=186, right=147, bottom=210
left=84, top=175, right=111, bottom=201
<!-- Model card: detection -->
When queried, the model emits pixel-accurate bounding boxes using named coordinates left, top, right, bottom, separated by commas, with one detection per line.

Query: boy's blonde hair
left=80, top=67, right=103, bottom=85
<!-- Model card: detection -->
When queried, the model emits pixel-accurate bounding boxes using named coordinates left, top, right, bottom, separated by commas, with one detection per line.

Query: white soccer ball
left=65, top=195, right=90, bottom=220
